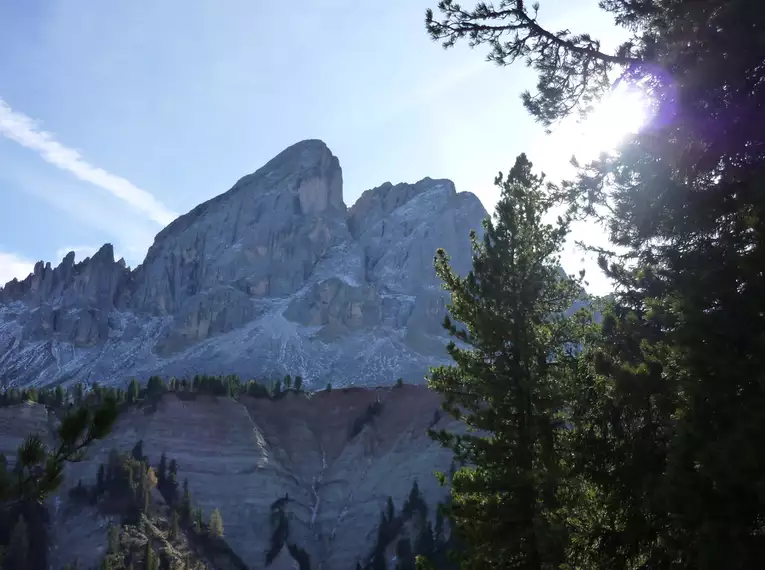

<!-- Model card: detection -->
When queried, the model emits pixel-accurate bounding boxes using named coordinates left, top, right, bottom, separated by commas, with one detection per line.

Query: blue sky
left=0, top=0, right=628, bottom=292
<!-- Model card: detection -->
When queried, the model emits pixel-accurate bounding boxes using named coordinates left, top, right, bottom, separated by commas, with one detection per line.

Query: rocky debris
left=0, top=140, right=488, bottom=388
left=1, top=386, right=458, bottom=569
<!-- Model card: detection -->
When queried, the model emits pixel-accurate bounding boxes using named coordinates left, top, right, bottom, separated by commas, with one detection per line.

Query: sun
left=554, top=83, right=652, bottom=163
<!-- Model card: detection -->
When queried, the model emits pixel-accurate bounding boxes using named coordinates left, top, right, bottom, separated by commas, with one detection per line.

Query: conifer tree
left=0, top=397, right=117, bottom=507
left=90, top=383, right=101, bottom=403
left=425, top=2, right=765, bottom=567
left=404, top=480, right=422, bottom=518
left=146, top=466, right=157, bottom=490
left=128, top=379, right=140, bottom=404
left=146, top=376, right=166, bottom=398
left=376, top=510, right=388, bottom=546
left=126, top=464, right=135, bottom=498
left=158, top=452, right=167, bottom=485
left=434, top=510, right=444, bottom=546
left=168, top=459, right=178, bottom=488
left=426, top=154, right=586, bottom=569
left=209, top=507, right=224, bottom=538
left=132, top=440, right=145, bottom=462
left=74, top=383, right=84, bottom=405
left=193, top=508, right=204, bottom=533
left=170, top=509, right=180, bottom=541
left=181, top=478, right=192, bottom=521
left=137, top=469, right=150, bottom=513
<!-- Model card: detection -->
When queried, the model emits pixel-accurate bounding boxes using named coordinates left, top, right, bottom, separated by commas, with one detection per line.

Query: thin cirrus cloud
left=0, top=98, right=178, bottom=226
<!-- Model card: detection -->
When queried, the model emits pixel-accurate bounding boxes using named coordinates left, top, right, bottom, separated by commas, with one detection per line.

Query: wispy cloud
left=0, top=252, right=34, bottom=285
left=0, top=98, right=178, bottom=225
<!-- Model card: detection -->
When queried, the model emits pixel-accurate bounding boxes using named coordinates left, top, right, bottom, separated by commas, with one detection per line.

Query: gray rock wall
left=0, top=139, right=488, bottom=389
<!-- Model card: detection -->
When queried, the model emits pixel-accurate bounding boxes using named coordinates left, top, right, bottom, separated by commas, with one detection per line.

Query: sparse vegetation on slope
left=0, top=369, right=450, bottom=570
left=358, top=480, right=458, bottom=570
left=65, top=443, right=250, bottom=570
left=348, top=397, right=384, bottom=439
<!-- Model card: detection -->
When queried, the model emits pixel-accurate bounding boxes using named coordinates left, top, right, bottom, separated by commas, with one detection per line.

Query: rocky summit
left=0, top=140, right=487, bottom=389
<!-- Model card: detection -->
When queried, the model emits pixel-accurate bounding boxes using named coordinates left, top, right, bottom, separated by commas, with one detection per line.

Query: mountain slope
left=0, top=387, right=458, bottom=569
left=0, top=140, right=487, bottom=389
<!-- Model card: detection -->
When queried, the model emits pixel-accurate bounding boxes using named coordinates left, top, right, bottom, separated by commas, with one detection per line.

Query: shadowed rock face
left=0, top=140, right=488, bottom=389
left=0, top=387, right=459, bottom=570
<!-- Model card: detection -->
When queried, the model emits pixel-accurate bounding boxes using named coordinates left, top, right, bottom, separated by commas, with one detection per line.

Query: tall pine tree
left=426, top=154, right=587, bottom=569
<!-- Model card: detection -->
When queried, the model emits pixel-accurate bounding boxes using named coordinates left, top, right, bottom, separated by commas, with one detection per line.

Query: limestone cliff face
left=0, top=140, right=488, bottom=389
left=0, top=387, right=458, bottom=570
left=132, top=139, right=348, bottom=316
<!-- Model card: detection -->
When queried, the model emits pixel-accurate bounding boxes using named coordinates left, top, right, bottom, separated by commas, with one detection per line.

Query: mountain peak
left=269, top=138, right=333, bottom=162
left=0, top=140, right=488, bottom=388
left=229, top=138, right=343, bottom=206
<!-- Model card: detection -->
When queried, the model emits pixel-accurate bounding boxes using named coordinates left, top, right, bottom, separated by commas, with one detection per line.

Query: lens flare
left=551, top=82, right=653, bottom=163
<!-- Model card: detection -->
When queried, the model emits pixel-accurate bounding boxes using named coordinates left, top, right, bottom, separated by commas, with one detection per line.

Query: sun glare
left=555, top=84, right=652, bottom=163
left=533, top=83, right=653, bottom=296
